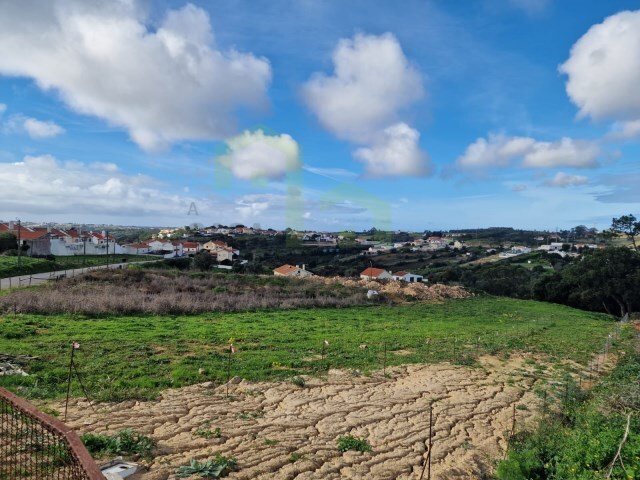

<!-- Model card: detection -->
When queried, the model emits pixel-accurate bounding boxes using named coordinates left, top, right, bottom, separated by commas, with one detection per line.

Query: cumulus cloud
left=456, top=134, right=534, bottom=169
left=457, top=134, right=600, bottom=170
left=0, top=104, right=6, bottom=115
left=0, top=1, right=271, bottom=151
left=0, top=154, right=195, bottom=216
left=217, top=130, right=301, bottom=180
left=544, top=172, right=588, bottom=188
left=560, top=10, right=640, bottom=123
left=302, top=32, right=430, bottom=177
left=302, top=32, right=423, bottom=143
left=522, top=138, right=600, bottom=168
left=607, top=120, right=640, bottom=140
left=353, top=123, right=431, bottom=177
left=23, top=118, right=65, bottom=139
left=2, top=114, right=65, bottom=139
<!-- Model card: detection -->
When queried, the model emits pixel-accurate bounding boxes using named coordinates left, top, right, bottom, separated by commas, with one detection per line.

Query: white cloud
left=302, top=32, right=430, bottom=177
left=456, top=134, right=534, bottom=169
left=607, top=120, right=640, bottom=140
left=457, top=134, right=600, bottom=170
left=0, top=154, right=193, bottom=216
left=510, top=184, right=527, bottom=192
left=22, top=118, right=64, bottom=139
left=560, top=10, right=640, bottom=123
left=0, top=104, right=6, bottom=115
left=302, top=32, right=423, bottom=143
left=544, top=172, right=588, bottom=188
left=353, top=123, right=431, bottom=177
left=303, top=166, right=358, bottom=180
left=217, top=130, right=301, bottom=180
left=0, top=1, right=271, bottom=151
left=522, top=138, right=599, bottom=168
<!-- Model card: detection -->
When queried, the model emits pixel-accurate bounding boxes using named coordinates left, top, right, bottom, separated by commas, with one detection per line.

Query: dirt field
left=54, top=355, right=563, bottom=480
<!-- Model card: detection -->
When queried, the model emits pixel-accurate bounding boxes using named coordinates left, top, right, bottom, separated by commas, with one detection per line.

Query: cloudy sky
left=1, top=0, right=639, bottom=230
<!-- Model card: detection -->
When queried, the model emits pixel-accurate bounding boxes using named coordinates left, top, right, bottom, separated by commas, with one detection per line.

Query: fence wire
left=0, top=387, right=104, bottom=480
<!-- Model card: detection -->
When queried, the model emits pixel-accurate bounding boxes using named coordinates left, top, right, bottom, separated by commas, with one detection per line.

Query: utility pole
left=16, top=219, right=21, bottom=268
left=106, top=230, right=110, bottom=269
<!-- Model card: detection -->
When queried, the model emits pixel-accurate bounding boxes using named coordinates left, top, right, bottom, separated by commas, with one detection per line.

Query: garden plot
left=58, top=356, right=547, bottom=480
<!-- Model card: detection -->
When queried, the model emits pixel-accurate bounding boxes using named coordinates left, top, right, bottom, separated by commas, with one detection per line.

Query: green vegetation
left=193, top=422, right=222, bottom=439
left=0, top=254, right=153, bottom=278
left=80, top=429, right=155, bottom=459
left=497, top=346, right=640, bottom=479
left=288, top=452, right=305, bottom=463
left=337, top=435, right=372, bottom=453
left=176, top=455, right=238, bottom=478
left=0, top=297, right=617, bottom=401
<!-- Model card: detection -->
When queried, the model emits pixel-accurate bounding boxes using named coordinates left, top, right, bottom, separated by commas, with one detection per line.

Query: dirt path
left=55, top=356, right=553, bottom=479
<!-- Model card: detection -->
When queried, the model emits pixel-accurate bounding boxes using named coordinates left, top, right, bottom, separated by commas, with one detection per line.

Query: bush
left=337, top=435, right=372, bottom=453
left=176, top=455, right=238, bottom=478
left=80, top=429, right=155, bottom=459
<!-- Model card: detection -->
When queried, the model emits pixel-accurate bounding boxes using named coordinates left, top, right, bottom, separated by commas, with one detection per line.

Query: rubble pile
left=310, top=276, right=472, bottom=303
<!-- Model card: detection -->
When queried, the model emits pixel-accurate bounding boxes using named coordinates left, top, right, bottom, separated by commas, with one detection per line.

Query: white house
left=392, top=271, right=424, bottom=282
left=360, top=267, right=393, bottom=281
left=122, top=243, right=150, bottom=255
left=511, top=246, right=532, bottom=255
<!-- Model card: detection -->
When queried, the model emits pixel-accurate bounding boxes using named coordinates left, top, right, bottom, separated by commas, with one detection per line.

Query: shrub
left=176, top=455, right=238, bottom=478
left=337, top=435, right=372, bottom=453
left=80, top=429, right=155, bottom=459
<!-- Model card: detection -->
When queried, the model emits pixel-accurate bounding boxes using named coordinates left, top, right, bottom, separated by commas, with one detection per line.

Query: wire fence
left=0, top=261, right=157, bottom=290
left=0, top=387, right=104, bottom=480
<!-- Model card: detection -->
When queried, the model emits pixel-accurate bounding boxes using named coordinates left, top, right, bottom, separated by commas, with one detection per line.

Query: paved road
left=0, top=260, right=158, bottom=290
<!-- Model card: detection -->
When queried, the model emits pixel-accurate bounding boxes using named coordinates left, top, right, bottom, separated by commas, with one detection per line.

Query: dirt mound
left=311, top=276, right=472, bottom=303
left=58, top=358, right=542, bottom=480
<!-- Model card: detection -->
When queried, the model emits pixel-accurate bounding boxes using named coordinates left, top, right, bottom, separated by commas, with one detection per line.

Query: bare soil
left=57, top=356, right=550, bottom=480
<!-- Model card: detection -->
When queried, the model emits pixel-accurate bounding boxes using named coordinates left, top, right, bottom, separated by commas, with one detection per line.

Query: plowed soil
left=57, top=355, right=553, bottom=479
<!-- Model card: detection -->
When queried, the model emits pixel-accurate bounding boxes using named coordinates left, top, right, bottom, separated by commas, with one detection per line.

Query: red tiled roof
left=273, top=264, right=298, bottom=275
left=360, top=267, right=387, bottom=278
left=0, top=223, right=49, bottom=240
left=182, top=242, right=200, bottom=248
left=393, top=271, right=409, bottom=277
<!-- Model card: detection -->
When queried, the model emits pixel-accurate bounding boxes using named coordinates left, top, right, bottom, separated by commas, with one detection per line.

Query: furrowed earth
left=56, top=351, right=616, bottom=480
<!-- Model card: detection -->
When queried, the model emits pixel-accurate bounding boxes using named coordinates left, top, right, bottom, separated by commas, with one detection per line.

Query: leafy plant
left=337, top=435, right=372, bottom=453
left=193, top=422, right=222, bottom=439
left=288, top=451, right=304, bottom=463
left=291, top=376, right=305, bottom=388
left=80, top=429, right=155, bottom=459
left=176, top=455, right=238, bottom=478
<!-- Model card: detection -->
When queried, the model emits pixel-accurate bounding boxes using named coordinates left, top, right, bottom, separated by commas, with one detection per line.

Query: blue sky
left=1, top=0, right=639, bottom=231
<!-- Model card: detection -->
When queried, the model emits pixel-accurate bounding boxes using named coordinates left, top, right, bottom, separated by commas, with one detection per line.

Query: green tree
left=610, top=214, right=640, bottom=251
left=535, top=247, right=640, bottom=317
left=192, top=252, right=214, bottom=271
left=0, top=232, right=18, bottom=253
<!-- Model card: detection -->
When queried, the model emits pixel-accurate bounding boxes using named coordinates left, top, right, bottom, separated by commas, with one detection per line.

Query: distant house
left=273, top=264, right=314, bottom=278
left=392, top=271, right=424, bottom=283
left=182, top=241, right=201, bottom=254
left=215, top=248, right=235, bottom=263
left=122, top=243, right=150, bottom=255
left=360, top=267, right=393, bottom=281
left=511, top=246, right=532, bottom=255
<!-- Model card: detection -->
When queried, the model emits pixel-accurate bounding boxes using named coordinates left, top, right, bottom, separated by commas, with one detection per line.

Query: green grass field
left=0, top=297, right=620, bottom=402
left=0, top=254, right=153, bottom=278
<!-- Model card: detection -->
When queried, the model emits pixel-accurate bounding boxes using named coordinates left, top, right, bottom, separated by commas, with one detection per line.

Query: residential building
left=273, top=264, right=314, bottom=278
left=392, top=271, right=424, bottom=283
left=360, top=267, right=393, bottom=281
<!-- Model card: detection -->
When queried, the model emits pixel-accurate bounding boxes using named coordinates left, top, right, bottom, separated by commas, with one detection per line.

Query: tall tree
left=537, top=247, right=640, bottom=317
left=610, top=214, right=640, bottom=251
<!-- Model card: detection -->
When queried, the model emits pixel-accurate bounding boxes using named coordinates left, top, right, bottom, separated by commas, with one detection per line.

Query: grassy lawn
left=0, top=254, right=154, bottom=278
left=0, top=297, right=620, bottom=402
